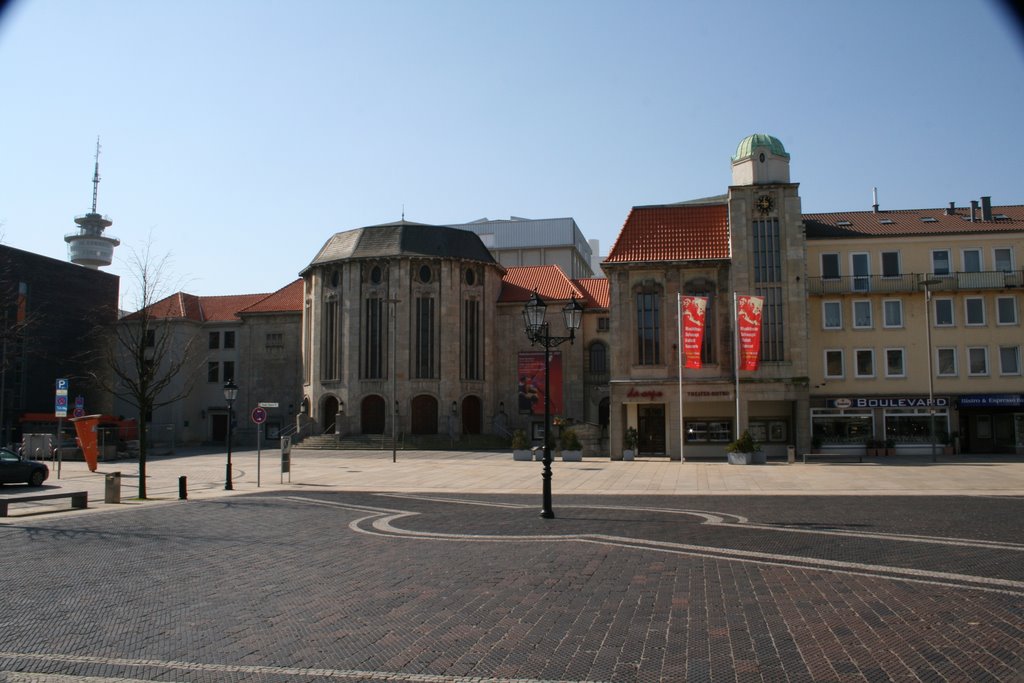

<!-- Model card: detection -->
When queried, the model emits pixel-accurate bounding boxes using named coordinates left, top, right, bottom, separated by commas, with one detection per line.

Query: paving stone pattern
left=0, top=492, right=1021, bottom=682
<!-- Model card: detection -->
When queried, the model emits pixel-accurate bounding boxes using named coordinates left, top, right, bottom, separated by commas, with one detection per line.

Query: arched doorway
left=411, top=395, right=438, bottom=434
left=461, top=395, right=482, bottom=434
left=322, top=396, right=339, bottom=433
left=361, top=395, right=386, bottom=434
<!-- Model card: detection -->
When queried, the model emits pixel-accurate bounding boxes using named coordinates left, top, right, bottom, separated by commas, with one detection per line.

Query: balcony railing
left=807, top=270, right=1024, bottom=295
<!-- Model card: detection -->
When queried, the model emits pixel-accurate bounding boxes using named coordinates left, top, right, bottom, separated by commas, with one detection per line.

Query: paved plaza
left=0, top=450, right=1022, bottom=682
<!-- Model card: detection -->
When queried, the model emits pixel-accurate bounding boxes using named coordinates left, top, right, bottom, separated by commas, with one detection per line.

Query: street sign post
left=251, top=407, right=268, bottom=487
left=55, top=379, right=68, bottom=478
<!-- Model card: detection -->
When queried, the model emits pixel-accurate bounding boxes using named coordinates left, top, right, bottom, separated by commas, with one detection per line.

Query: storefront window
left=685, top=420, right=732, bottom=443
left=749, top=420, right=787, bottom=443
left=884, top=409, right=948, bottom=443
left=811, top=410, right=872, bottom=445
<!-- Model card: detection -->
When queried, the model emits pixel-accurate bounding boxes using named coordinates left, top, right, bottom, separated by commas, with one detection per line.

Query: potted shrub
left=884, top=438, right=896, bottom=457
left=511, top=429, right=532, bottom=461
left=725, top=429, right=764, bottom=465
left=623, top=426, right=638, bottom=461
left=559, top=428, right=583, bottom=462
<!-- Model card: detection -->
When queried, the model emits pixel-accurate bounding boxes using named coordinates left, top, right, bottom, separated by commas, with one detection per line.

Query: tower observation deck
left=65, top=138, right=119, bottom=269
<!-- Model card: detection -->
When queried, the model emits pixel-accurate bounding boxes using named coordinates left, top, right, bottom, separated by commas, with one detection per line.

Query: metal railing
left=807, top=270, right=1023, bottom=295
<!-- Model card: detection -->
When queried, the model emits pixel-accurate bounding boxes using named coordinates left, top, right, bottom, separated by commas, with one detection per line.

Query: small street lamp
left=919, top=278, right=943, bottom=463
left=223, top=379, right=238, bottom=491
left=522, top=291, right=583, bottom=519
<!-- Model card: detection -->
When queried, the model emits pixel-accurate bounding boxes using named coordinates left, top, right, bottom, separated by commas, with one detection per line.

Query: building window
left=209, top=332, right=220, bottom=349
left=934, top=298, right=954, bottom=326
left=881, top=251, right=901, bottom=277
left=363, top=297, right=384, bottom=379
left=965, top=297, right=985, bottom=326
left=855, top=349, right=874, bottom=377
left=994, top=248, right=1013, bottom=272
left=824, top=349, right=844, bottom=378
left=753, top=219, right=784, bottom=362
left=997, top=296, right=1017, bottom=325
left=304, top=299, right=312, bottom=383
left=851, top=253, right=870, bottom=292
left=321, top=296, right=339, bottom=380
left=962, top=248, right=983, bottom=273
left=145, top=329, right=155, bottom=348
left=207, top=361, right=219, bottom=383
left=823, top=301, right=842, bottom=329
left=999, top=346, right=1021, bottom=375
left=853, top=300, right=872, bottom=329
left=811, top=409, right=873, bottom=446
left=588, top=341, right=608, bottom=375
left=224, top=331, right=235, bottom=349
left=821, top=253, right=840, bottom=279
left=885, top=348, right=905, bottom=377
left=418, top=264, right=433, bottom=284
left=266, top=332, right=284, bottom=350
left=968, top=347, right=988, bottom=376
left=685, top=421, right=732, bottom=443
left=936, top=348, right=957, bottom=376
left=931, top=249, right=951, bottom=276
left=463, top=298, right=481, bottom=380
left=636, top=291, right=660, bottom=365
left=883, top=299, right=903, bottom=328
left=597, top=317, right=610, bottom=332
left=414, top=296, right=436, bottom=379
left=223, top=361, right=235, bottom=383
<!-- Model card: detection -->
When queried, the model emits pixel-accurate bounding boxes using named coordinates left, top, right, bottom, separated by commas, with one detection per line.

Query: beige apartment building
left=805, top=201, right=1024, bottom=454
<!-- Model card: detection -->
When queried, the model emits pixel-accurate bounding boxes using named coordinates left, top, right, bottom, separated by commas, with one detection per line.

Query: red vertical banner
left=680, top=296, right=708, bottom=369
left=737, top=295, right=765, bottom=371
left=517, top=351, right=564, bottom=416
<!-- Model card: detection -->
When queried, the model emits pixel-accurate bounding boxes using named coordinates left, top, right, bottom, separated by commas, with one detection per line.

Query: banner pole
left=734, top=292, right=740, bottom=439
left=677, top=293, right=684, bottom=463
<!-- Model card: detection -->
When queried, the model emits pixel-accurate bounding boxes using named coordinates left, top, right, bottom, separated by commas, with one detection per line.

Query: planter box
left=727, top=451, right=765, bottom=465
left=623, top=449, right=635, bottom=461
left=512, top=449, right=533, bottom=461
left=561, top=450, right=582, bottom=462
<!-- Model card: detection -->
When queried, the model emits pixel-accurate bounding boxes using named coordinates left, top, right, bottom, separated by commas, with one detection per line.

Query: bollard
left=104, top=471, right=121, bottom=504
left=787, top=445, right=796, bottom=464
left=178, top=475, right=187, bottom=500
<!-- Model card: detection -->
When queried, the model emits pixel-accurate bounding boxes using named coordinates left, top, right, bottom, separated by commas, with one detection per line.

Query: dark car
left=0, top=447, right=50, bottom=487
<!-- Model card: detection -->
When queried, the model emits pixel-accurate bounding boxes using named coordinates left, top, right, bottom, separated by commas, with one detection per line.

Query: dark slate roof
left=303, top=221, right=497, bottom=273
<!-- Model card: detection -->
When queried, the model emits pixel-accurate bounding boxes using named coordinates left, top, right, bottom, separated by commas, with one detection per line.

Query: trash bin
left=104, top=471, right=121, bottom=504
left=786, top=445, right=796, bottom=464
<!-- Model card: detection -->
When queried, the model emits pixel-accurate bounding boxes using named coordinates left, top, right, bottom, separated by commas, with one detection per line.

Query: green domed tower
left=731, top=133, right=791, bottom=186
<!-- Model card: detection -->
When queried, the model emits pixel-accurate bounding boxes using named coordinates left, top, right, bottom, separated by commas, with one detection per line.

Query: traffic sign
left=251, top=407, right=268, bottom=424
left=56, top=378, right=68, bottom=391
left=73, top=407, right=85, bottom=418
left=74, top=395, right=85, bottom=408
left=258, top=402, right=279, bottom=408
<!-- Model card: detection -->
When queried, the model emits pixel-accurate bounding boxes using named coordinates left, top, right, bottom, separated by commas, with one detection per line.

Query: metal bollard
left=104, top=471, right=121, bottom=504
left=787, top=445, right=796, bottom=464
left=178, top=475, right=187, bottom=500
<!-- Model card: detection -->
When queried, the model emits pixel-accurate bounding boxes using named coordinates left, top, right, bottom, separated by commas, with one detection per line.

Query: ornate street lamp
left=919, top=278, right=943, bottom=462
left=522, top=291, right=583, bottom=519
left=223, top=379, right=238, bottom=490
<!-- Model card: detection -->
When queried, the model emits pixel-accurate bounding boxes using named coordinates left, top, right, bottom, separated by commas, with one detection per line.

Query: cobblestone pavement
left=1, top=491, right=1022, bottom=682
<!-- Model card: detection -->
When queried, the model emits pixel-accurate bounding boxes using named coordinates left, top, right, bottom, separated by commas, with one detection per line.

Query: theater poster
left=680, top=295, right=708, bottom=369
left=517, top=351, right=563, bottom=416
left=736, top=294, right=764, bottom=371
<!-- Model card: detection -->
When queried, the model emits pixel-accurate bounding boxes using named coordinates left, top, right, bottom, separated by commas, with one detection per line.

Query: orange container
left=70, top=414, right=101, bottom=472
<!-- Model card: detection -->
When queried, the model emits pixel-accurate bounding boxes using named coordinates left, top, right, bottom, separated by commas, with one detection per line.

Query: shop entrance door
left=638, top=404, right=666, bottom=455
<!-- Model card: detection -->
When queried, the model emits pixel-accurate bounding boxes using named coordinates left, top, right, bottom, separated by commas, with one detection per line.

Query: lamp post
left=919, top=278, right=942, bottom=463
left=522, top=292, right=583, bottom=519
left=223, top=379, right=238, bottom=490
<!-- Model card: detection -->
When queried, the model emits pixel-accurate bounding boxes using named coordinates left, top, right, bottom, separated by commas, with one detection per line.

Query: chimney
left=981, top=196, right=992, bottom=221
left=970, top=200, right=978, bottom=222
left=872, top=187, right=879, bottom=213
left=946, top=201, right=955, bottom=215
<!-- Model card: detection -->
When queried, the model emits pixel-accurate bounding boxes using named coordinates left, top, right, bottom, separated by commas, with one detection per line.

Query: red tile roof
left=238, top=279, right=304, bottom=315
left=605, top=203, right=731, bottom=263
left=573, top=277, right=609, bottom=309
left=804, top=205, right=1024, bottom=238
left=499, top=265, right=586, bottom=304
left=131, top=289, right=293, bottom=322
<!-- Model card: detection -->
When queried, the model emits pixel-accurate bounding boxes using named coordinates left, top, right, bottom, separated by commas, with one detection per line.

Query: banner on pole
left=680, top=296, right=709, bottom=369
left=737, top=295, right=765, bottom=371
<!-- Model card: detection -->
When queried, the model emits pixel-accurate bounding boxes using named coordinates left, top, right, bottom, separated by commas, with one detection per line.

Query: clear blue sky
left=1, top=0, right=1022, bottom=304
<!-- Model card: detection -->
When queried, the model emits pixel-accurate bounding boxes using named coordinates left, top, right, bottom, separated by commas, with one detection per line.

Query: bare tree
left=89, top=238, right=198, bottom=498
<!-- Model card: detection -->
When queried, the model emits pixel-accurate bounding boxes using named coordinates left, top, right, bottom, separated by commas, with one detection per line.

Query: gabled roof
left=131, top=290, right=280, bottom=322
left=604, top=203, right=731, bottom=264
left=238, top=279, right=304, bottom=315
left=804, top=205, right=1024, bottom=238
left=573, top=277, right=610, bottom=310
left=499, top=265, right=585, bottom=304
left=304, top=220, right=497, bottom=273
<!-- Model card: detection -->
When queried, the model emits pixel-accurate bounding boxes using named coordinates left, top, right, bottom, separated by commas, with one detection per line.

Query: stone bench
left=0, top=491, right=88, bottom=517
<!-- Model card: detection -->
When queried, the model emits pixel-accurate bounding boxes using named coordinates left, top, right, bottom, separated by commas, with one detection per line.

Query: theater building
left=603, top=134, right=811, bottom=459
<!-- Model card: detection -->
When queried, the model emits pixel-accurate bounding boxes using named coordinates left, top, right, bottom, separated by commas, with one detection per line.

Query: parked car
left=0, top=447, right=50, bottom=486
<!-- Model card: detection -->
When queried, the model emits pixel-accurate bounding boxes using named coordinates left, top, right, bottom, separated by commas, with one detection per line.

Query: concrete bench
left=802, top=452, right=863, bottom=464
left=0, top=491, right=88, bottom=517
